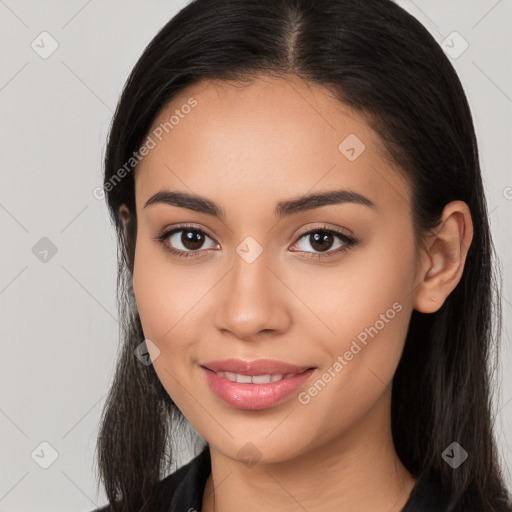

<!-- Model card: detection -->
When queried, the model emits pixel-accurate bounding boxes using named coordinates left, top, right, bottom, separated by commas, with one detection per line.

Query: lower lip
left=200, top=366, right=316, bottom=410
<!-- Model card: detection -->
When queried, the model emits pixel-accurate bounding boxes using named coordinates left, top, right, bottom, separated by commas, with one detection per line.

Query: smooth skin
left=119, top=74, right=473, bottom=512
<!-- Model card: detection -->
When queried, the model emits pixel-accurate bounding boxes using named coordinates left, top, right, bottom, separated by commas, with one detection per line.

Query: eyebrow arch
left=143, top=188, right=376, bottom=218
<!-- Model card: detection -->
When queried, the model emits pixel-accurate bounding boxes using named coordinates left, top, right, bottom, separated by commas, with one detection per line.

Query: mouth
left=202, top=367, right=312, bottom=384
left=199, top=358, right=317, bottom=410
left=200, top=357, right=315, bottom=375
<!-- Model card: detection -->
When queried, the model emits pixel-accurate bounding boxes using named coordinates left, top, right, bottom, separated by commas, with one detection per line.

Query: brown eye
left=179, top=229, right=207, bottom=250
left=292, top=228, right=354, bottom=256
left=166, top=228, right=217, bottom=252
left=308, top=231, right=335, bottom=252
left=156, top=226, right=219, bottom=258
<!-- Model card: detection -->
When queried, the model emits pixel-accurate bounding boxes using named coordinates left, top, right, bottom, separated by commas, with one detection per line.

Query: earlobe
left=413, top=201, right=473, bottom=313
left=118, top=204, right=131, bottom=228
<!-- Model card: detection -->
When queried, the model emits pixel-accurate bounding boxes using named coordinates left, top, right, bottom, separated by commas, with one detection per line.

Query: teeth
left=236, top=373, right=252, bottom=384
left=216, top=371, right=298, bottom=384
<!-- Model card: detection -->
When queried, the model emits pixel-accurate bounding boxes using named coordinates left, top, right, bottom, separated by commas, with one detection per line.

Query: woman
left=92, top=0, right=512, bottom=510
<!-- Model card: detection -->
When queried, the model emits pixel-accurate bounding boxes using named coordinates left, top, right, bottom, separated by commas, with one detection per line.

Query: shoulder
left=402, top=471, right=511, bottom=512
left=88, top=468, right=187, bottom=512
left=401, top=471, right=447, bottom=512
left=90, top=445, right=211, bottom=512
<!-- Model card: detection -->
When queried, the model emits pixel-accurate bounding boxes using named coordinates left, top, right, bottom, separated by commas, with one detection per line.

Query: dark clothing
left=92, top=444, right=451, bottom=511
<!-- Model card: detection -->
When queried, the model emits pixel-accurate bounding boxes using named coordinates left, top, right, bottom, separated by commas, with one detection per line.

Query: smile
left=214, top=371, right=304, bottom=384
left=201, top=366, right=317, bottom=410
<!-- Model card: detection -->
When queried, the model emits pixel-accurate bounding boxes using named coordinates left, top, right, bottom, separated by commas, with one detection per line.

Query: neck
left=201, top=393, right=417, bottom=512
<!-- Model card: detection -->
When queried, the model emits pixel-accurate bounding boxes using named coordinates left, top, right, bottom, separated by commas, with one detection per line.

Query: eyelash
left=153, top=223, right=357, bottom=260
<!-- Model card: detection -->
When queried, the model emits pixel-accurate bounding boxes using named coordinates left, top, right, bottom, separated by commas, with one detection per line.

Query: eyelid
left=152, top=223, right=219, bottom=260
left=289, top=224, right=356, bottom=258
left=158, top=223, right=218, bottom=244
left=293, top=223, right=353, bottom=239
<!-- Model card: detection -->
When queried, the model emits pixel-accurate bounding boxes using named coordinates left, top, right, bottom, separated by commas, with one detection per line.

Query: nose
left=213, top=246, right=292, bottom=341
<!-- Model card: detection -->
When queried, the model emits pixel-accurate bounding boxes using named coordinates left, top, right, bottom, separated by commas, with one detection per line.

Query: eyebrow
left=143, top=188, right=376, bottom=218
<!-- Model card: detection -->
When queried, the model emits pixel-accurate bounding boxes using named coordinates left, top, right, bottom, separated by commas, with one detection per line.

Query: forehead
left=134, top=75, right=411, bottom=216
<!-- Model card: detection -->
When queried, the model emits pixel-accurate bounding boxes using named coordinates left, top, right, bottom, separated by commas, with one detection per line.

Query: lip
left=200, top=359, right=317, bottom=410
left=201, top=358, right=313, bottom=376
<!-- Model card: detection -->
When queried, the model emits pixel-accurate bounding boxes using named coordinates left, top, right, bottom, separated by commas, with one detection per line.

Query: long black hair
left=95, top=0, right=511, bottom=510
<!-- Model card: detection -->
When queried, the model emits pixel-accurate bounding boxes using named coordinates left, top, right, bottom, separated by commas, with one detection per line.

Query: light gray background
left=0, top=1, right=510, bottom=510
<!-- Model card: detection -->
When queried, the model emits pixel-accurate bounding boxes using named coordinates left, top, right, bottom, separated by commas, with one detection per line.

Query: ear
left=118, top=204, right=131, bottom=229
left=413, top=200, right=473, bottom=313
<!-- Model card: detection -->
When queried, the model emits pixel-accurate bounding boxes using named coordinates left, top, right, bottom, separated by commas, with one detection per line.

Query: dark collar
left=164, top=444, right=211, bottom=511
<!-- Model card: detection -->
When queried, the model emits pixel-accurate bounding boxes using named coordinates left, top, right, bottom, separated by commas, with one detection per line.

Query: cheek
left=132, top=241, right=200, bottom=408
left=133, top=236, right=203, bottom=339
left=332, top=260, right=414, bottom=342
left=302, top=233, right=416, bottom=391
left=291, top=229, right=416, bottom=344
left=132, top=248, right=170, bottom=340
left=131, top=236, right=217, bottom=399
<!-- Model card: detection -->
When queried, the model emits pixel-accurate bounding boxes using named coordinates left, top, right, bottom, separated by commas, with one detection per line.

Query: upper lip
left=201, top=358, right=315, bottom=376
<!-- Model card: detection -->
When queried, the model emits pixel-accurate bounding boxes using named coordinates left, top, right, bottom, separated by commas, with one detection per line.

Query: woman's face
left=132, top=75, right=424, bottom=463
